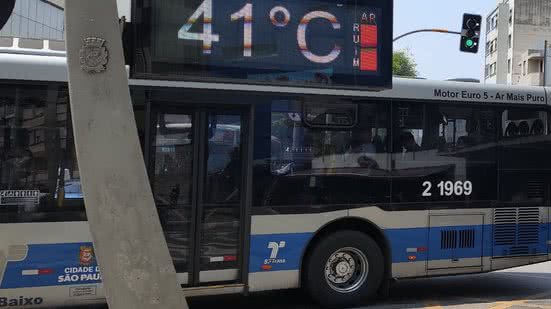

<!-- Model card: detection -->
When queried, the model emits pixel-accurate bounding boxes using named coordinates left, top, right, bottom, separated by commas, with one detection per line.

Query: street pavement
left=189, top=262, right=551, bottom=309
left=79, top=261, right=551, bottom=309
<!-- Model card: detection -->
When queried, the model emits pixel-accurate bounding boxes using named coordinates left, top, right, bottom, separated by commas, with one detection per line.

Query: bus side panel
left=248, top=207, right=432, bottom=292
left=490, top=207, right=551, bottom=271
left=247, top=210, right=346, bottom=292
left=0, top=286, right=104, bottom=308
left=349, top=207, right=430, bottom=279
left=0, top=222, right=106, bottom=308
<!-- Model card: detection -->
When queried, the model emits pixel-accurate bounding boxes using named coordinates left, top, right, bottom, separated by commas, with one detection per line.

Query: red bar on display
left=361, top=24, right=377, bottom=48
left=360, top=48, right=377, bottom=72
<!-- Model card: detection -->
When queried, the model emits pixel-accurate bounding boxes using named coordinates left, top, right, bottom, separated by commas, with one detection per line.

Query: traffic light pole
left=393, top=29, right=461, bottom=42
left=64, top=1, right=189, bottom=308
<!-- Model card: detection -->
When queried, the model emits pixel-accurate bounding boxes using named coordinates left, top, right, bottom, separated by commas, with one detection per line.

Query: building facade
left=0, top=0, right=64, bottom=41
left=484, top=0, right=551, bottom=86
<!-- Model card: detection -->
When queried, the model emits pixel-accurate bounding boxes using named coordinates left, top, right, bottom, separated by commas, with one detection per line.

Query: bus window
left=0, top=83, right=85, bottom=223
left=392, top=102, right=498, bottom=206
left=253, top=99, right=390, bottom=210
left=499, top=108, right=551, bottom=204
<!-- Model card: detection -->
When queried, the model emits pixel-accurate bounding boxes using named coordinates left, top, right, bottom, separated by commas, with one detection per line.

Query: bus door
left=149, top=105, right=250, bottom=287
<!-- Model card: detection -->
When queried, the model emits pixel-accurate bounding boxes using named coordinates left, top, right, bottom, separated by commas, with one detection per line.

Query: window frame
left=390, top=99, right=501, bottom=207
left=497, top=104, right=551, bottom=205
left=0, top=80, right=86, bottom=224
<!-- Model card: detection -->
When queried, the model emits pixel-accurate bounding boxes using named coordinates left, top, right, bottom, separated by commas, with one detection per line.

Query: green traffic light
left=466, top=39, right=474, bottom=48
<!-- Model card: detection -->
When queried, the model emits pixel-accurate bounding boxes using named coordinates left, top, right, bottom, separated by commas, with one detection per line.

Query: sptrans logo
left=264, top=241, right=286, bottom=266
left=0, top=296, right=43, bottom=307
left=251, top=233, right=311, bottom=273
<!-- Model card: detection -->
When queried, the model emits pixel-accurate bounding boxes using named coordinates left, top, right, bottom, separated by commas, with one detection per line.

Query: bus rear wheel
left=304, top=230, right=384, bottom=308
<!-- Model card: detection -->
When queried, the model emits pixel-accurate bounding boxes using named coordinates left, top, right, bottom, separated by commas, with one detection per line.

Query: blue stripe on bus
left=248, top=224, right=550, bottom=273
left=388, top=224, right=549, bottom=263
left=0, top=243, right=101, bottom=289
left=1, top=224, right=548, bottom=289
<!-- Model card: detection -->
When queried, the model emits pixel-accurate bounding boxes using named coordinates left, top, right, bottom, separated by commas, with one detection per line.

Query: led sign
left=132, top=0, right=393, bottom=89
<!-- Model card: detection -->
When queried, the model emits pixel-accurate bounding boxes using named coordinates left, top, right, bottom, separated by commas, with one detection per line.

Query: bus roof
left=0, top=37, right=548, bottom=106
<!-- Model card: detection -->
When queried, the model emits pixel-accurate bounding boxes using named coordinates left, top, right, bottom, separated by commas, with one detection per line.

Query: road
left=81, top=261, right=551, bottom=309
left=189, top=262, right=551, bottom=309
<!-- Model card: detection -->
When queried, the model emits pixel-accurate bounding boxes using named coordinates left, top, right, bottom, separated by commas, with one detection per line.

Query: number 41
left=178, top=0, right=252, bottom=57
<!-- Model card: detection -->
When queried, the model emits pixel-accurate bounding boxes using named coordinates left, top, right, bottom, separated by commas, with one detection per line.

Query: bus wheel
left=304, top=230, right=384, bottom=308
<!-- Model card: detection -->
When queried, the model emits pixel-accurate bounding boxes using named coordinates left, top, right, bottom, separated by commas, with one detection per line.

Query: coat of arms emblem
left=79, top=246, right=95, bottom=266
left=79, top=37, right=109, bottom=73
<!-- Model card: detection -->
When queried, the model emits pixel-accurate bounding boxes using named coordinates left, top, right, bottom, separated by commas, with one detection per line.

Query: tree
left=393, top=50, right=418, bottom=77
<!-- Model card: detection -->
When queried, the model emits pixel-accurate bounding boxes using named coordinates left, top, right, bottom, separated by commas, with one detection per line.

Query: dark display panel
left=132, top=0, right=393, bottom=89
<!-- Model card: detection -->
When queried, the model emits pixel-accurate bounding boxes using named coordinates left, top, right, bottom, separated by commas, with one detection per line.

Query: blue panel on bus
left=249, top=233, right=312, bottom=273
left=386, top=224, right=549, bottom=263
left=386, top=225, right=494, bottom=263
left=385, top=228, right=429, bottom=263
left=0, top=243, right=101, bottom=289
left=427, top=225, right=484, bottom=262
left=492, top=223, right=549, bottom=257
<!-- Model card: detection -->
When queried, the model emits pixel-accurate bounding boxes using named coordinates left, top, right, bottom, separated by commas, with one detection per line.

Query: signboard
left=131, top=0, right=393, bottom=89
left=0, top=190, right=40, bottom=206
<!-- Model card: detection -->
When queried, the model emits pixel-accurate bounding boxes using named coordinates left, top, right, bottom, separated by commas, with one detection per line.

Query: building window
left=489, top=40, right=497, bottom=55
left=523, top=61, right=527, bottom=75
left=508, top=35, right=512, bottom=48
left=487, top=13, right=499, bottom=33
left=509, top=9, right=513, bottom=25
left=508, top=59, right=511, bottom=73
left=490, top=63, right=497, bottom=76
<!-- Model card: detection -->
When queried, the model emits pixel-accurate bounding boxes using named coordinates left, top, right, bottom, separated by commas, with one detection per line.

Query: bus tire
left=304, top=230, right=384, bottom=308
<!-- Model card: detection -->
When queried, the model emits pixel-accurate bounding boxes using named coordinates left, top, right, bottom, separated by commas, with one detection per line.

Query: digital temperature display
left=132, top=0, right=393, bottom=89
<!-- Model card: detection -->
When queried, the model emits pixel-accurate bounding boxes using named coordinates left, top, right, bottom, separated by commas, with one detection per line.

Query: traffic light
left=0, top=0, right=16, bottom=31
left=460, top=13, right=482, bottom=53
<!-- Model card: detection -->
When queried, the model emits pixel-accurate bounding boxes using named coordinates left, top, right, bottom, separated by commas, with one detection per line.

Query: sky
left=394, top=0, right=496, bottom=81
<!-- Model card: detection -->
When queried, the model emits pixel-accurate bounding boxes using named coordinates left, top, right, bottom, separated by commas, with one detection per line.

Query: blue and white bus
left=1, top=37, right=551, bottom=308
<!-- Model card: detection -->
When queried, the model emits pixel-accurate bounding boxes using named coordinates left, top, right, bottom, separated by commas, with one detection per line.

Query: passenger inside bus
left=532, top=119, right=545, bottom=135
left=350, top=129, right=376, bottom=154
left=456, top=119, right=479, bottom=147
left=398, top=131, right=421, bottom=153
left=519, top=121, right=530, bottom=135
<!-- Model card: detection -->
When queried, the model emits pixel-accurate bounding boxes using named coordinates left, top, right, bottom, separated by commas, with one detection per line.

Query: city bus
left=1, top=37, right=551, bottom=308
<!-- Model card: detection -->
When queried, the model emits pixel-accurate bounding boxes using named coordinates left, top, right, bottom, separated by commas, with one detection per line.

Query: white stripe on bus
left=21, top=269, right=39, bottom=276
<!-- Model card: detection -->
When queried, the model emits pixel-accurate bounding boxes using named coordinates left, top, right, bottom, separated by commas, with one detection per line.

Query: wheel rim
left=324, top=247, right=369, bottom=293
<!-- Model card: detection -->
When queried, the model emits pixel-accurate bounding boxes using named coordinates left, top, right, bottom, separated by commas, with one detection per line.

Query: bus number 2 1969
left=422, top=181, right=473, bottom=197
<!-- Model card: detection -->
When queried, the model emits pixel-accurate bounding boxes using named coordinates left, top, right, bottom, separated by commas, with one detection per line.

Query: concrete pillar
left=64, top=1, right=188, bottom=308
